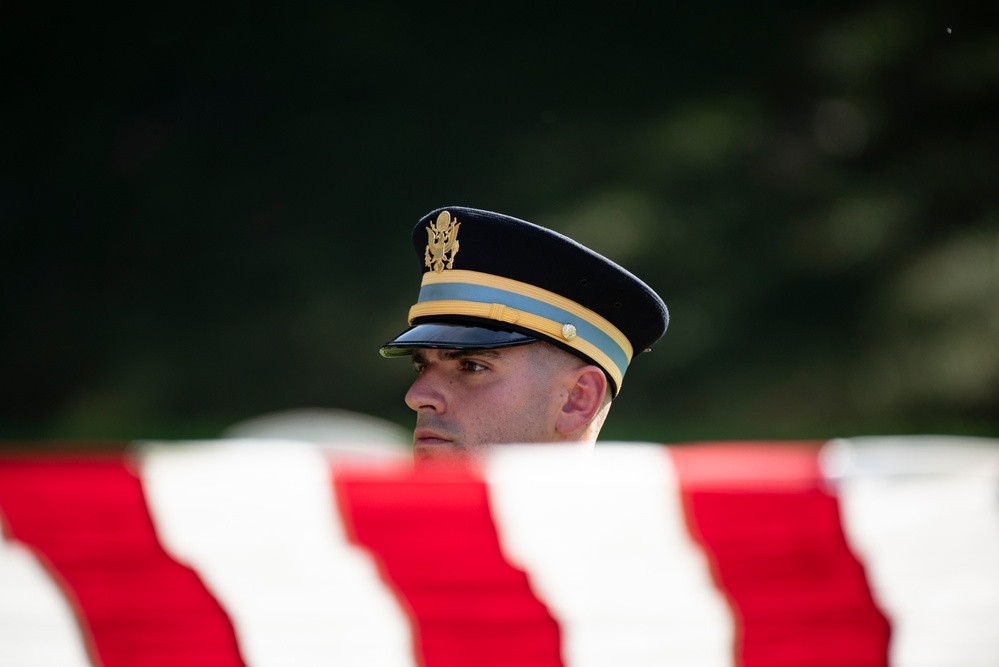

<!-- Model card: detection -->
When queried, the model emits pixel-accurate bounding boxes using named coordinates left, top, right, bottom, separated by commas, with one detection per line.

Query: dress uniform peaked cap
left=380, top=206, right=669, bottom=396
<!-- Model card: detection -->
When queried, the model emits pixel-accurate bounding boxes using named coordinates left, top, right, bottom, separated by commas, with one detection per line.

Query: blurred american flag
left=1, top=437, right=997, bottom=667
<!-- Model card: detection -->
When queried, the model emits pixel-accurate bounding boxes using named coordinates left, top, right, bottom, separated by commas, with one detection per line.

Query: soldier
left=381, top=206, right=669, bottom=464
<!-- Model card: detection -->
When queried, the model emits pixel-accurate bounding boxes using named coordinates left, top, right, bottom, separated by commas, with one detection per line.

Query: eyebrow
left=412, top=348, right=503, bottom=364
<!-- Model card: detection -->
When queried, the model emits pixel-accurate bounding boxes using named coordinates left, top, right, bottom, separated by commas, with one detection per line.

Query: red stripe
left=332, top=463, right=564, bottom=667
left=0, top=456, right=245, bottom=667
left=671, top=443, right=890, bottom=667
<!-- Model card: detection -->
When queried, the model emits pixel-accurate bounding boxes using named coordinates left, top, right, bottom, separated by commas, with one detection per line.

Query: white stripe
left=826, top=436, right=999, bottom=667
left=484, top=444, right=734, bottom=667
left=138, top=440, right=416, bottom=667
left=0, top=535, right=92, bottom=667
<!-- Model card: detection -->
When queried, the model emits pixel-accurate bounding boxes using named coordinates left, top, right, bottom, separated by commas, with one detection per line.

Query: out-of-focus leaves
left=1, top=2, right=996, bottom=442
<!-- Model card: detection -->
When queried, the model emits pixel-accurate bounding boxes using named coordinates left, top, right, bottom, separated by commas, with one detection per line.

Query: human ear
left=555, top=365, right=608, bottom=436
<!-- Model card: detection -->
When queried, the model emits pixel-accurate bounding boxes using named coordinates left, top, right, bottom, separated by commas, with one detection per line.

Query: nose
left=404, top=365, right=446, bottom=414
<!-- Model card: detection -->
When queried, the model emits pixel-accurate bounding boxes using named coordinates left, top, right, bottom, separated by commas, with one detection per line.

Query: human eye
left=459, top=359, right=489, bottom=373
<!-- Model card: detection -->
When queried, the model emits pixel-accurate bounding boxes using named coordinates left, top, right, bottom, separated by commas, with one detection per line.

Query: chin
left=413, top=443, right=471, bottom=467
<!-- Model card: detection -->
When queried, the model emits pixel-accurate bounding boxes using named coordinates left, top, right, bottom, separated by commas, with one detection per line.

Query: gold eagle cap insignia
left=424, top=211, right=461, bottom=273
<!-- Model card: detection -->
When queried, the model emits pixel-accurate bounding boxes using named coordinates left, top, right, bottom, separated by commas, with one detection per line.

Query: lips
left=413, top=428, right=452, bottom=446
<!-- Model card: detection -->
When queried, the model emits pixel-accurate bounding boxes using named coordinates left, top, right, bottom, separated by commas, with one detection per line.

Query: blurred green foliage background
left=2, top=3, right=997, bottom=444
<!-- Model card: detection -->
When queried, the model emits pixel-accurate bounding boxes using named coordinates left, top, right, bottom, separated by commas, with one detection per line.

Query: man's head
left=381, top=206, right=668, bottom=459
left=403, top=341, right=612, bottom=463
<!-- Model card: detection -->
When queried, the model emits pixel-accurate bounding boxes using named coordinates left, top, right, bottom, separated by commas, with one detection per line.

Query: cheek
left=478, top=383, right=560, bottom=441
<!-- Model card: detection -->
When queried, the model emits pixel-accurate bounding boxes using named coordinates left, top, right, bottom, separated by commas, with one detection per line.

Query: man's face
left=404, top=343, right=569, bottom=463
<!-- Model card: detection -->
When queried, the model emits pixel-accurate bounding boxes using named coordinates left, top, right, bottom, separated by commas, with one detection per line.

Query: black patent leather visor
left=380, top=324, right=537, bottom=358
